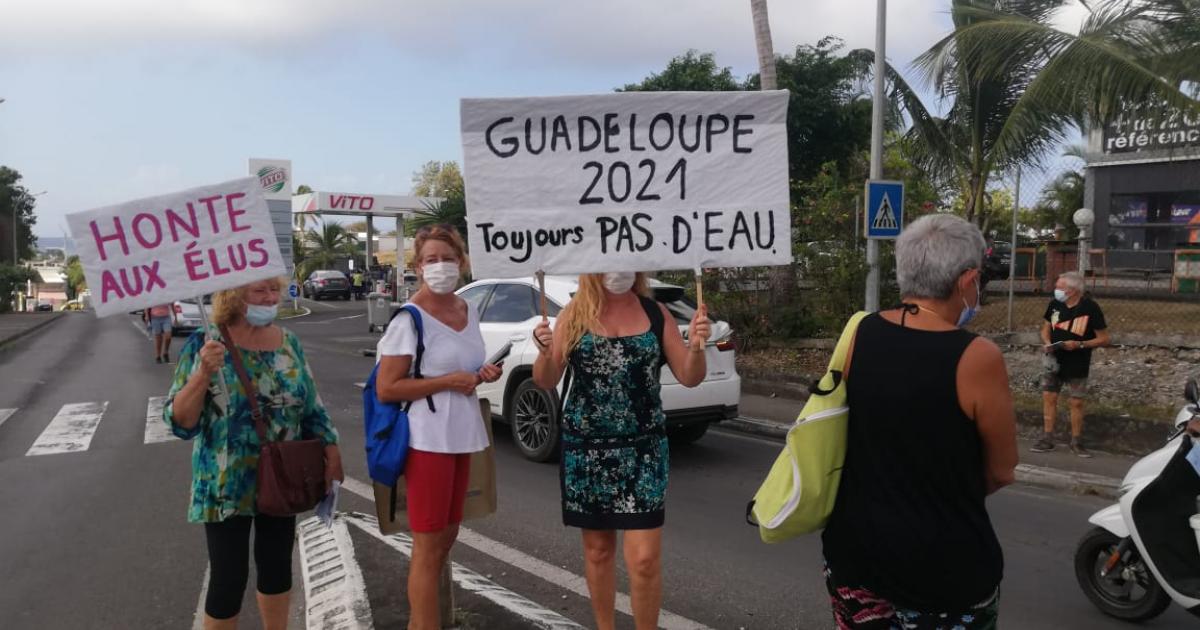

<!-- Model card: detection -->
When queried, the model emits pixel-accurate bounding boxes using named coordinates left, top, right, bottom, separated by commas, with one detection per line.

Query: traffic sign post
left=288, top=282, right=299, bottom=311
left=865, top=180, right=904, bottom=240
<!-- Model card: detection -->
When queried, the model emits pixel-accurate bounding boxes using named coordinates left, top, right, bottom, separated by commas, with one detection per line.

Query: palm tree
left=878, top=0, right=1200, bottom=228
left=409, top=185, right=468, bottom=242
left=292, top=185, right=317, bottom=232
left=301, top=222, right=357, bottom=277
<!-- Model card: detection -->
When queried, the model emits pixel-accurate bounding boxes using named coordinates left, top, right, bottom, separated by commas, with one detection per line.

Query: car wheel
left=510, top=378, right=560, bottom=463
left=668, top=423, right=709, bottom=445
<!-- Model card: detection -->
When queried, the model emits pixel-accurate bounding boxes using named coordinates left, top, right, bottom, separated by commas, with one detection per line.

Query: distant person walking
left=822, top=214, right=1017, bottom=628
left=373, top=225, right=502, bottom=630
left=163, top=277, right=343, bottom=630
left=532, top=272, right=710, bottom=630
left=143, top=303, right=177, bottom=363
left=1031, top=270, right=1111, bottom=458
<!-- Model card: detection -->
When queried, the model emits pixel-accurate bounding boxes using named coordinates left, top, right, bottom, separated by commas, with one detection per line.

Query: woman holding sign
left=532, top=272, right=710, bottom=630
left=163, top=276, right=344, bottom=630
left=374, top=225, right=503, bottom=630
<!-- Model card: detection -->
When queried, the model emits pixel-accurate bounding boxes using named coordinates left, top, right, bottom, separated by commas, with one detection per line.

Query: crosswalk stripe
left=297, top=516, right=374, bottom=630
left=0, top=408, right=16, bottom=429
left=26, top=402, right=108, bottom=456
left=144, top=396, right=175, bottom=444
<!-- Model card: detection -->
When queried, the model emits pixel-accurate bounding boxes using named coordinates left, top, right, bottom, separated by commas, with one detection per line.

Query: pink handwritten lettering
left=131, top=213, right=163, bottom=249
left=248, top=238, right=269, bottom=268
left=90, top=217, right=130, bottom=262
left=225, top=193, right=250, bottom=232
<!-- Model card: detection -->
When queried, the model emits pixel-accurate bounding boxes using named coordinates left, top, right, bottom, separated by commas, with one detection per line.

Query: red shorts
left=404, top=449, right=471, bottom=533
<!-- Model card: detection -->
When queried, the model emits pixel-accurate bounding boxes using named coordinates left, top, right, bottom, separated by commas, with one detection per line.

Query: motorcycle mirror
left=1186, top=379, right=1200, bottom=406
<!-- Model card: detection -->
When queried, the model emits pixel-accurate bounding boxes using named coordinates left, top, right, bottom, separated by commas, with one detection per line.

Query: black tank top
left=821, top=313, right=1003, bottom=611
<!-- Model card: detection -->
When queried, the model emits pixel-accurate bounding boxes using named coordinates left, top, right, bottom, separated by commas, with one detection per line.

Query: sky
left=0, top=0, right=1090, bottom=238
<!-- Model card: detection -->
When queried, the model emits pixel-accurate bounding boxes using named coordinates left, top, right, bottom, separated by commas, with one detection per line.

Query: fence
left=973, top=167, right=1200, bottom=340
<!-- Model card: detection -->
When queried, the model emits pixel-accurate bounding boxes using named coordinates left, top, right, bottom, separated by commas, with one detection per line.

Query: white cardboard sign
left=67, top=176, right=287, bottom=317
left=461, top=90, right=791, bottom=278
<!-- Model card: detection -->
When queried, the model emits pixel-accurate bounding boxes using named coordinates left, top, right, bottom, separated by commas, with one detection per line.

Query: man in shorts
left=143, top=303, right=177, bottom=364
left=1032, top=271, right=1110, bottom=457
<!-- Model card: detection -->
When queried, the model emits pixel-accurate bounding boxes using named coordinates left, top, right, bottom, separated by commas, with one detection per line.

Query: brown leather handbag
left=220, top=325, right=326, bottom=516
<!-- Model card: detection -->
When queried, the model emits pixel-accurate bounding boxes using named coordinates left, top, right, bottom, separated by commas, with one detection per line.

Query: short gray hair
left=1059, top=271, right=1085, bottom=292
left=895, top=214, right=985, bottom=300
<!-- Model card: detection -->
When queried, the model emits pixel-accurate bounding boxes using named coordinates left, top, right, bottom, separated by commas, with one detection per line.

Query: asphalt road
left=0, top=298, right=1193, bottom=629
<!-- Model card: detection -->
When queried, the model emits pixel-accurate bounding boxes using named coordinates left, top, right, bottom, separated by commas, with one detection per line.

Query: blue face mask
left=1053, top=289, right=1068, bottom=302
left=956, top=278, right=982, bottom=328
left=245, top=303, right=278, bottom=327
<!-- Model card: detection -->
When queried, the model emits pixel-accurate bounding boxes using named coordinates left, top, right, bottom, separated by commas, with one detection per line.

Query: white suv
left=455, top=276, right=740, bottom=462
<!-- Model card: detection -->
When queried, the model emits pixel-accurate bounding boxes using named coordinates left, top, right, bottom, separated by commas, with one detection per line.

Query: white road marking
left=303, top=299, right=338, bottom=311
left=334, top=314, right=365, bottom=321
left=343, top=512, right=584, bottom=630
left=144, top=396, right=175, bottom=444
left=297, top=516, right=374, bottom=630
left=280, top=306, right=313, bottom=320
left=129, top=317, right=152, bottom=340
left=192, top=564, right=209, bottom=630
left=26, top=401, right=108, bottom=456
left=0, top=408, right=16, bottom=429
left=339, top=477, right=714, bottom=630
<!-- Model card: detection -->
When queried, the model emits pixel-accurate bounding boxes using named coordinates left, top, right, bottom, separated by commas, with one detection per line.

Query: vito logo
left=257, top=165, right=288, bottom=194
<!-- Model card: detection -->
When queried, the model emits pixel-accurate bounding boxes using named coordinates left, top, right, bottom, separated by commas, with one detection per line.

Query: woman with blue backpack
left=373, top=225, right=502, bottom=630
left=531, top=272, right=711, bottom=630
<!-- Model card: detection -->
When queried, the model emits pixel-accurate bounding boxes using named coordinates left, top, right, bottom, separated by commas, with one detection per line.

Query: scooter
left=1075, top=378, right=1200, bottom=622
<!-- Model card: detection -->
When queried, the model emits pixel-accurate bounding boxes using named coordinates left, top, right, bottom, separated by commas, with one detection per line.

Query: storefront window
left=1108, top=191, right=1200, bottom=249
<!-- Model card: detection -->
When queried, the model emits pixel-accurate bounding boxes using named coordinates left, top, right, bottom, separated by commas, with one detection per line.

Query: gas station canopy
left=291, top=191, right=441, bottom=218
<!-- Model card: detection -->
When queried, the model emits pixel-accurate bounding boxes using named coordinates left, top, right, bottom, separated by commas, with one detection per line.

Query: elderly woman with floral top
left=163, top=277, right=343, bottom=630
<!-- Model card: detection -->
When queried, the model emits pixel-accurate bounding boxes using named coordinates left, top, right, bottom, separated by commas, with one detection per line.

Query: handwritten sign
left=460, top=91, right=791, bottom=278
left=66, top=176, right=287, bottom=317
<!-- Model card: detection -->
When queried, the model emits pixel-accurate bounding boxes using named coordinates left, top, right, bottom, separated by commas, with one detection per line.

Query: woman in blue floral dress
left=164, top=277, right=343, bottom=629
left=533, top=272, right=711, bottom=630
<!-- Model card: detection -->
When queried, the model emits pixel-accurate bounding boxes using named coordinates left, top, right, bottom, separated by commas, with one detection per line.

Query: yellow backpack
left=747, top=312, right=867, bottom=543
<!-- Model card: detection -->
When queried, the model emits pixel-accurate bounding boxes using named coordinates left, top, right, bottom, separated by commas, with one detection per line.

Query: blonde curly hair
left=211, top=276, right=288, bottom=326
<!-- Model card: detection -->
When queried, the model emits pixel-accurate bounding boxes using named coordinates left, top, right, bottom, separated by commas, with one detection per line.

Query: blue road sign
left=288, top=282, right=300, bottom=298
left=865, top=180, right=904, bottom=239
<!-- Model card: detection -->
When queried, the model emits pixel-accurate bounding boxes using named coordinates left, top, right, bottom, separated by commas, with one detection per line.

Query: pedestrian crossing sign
left=865, top=180, right=904, bottom=239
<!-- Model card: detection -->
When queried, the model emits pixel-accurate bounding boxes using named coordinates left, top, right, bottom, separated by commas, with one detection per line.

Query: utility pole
left=864, top=0, right=887, bottom=312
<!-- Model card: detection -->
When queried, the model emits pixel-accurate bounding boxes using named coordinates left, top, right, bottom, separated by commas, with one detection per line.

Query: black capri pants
left=204, top=514, right=297, bottom=619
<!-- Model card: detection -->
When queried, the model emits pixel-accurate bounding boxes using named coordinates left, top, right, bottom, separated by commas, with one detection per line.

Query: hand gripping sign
left=67, top=176, right=287, bottom=318
left=460, top=91, right=791, bottom=279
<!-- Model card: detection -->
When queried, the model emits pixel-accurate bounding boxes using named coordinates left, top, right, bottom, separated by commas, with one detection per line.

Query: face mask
left=603, top=272, right=636, bottom=294
left=1053, top=289, right=1068, bottom=302
left=956, top=278, right=981, bottom=328
left=422, top=262, right=460, bottom=294
left=245, top=303, right=278, bottom=327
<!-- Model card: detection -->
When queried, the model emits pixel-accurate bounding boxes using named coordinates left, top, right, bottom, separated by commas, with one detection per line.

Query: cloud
left=1, top=0, right=949, bottom=70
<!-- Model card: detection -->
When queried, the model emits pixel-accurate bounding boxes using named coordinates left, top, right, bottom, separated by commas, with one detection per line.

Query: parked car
left=302, top=270, right=352, bottom=300
left=35, top=300, right=53, bottom=312
left=172, top=296, right=210, bottom=336
left=61, top=300, right=85, bottom=311
left=449, top=276, right=740, bottom=462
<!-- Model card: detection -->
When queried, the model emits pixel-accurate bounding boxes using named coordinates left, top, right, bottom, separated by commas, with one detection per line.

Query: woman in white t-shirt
left=374, top=225, right=502, bottom=630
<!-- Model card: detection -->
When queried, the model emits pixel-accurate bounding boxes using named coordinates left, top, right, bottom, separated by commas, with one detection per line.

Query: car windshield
left=180, top=295, right=212, bottom=305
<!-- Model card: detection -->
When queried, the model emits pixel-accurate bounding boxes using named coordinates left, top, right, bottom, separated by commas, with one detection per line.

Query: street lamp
left=1073, top=207, right=1095, bottom=274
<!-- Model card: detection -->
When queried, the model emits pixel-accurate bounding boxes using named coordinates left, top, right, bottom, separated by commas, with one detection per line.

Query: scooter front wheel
left=1075, top=527, right=1172, bottom=621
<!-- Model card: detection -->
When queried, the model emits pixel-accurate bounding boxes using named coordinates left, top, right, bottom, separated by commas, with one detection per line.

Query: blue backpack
left=363, top=305, right=435, bottom=521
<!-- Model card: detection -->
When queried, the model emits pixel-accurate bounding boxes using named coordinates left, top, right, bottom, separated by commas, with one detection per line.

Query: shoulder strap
left=218, top=324, right=271, bottom=444
left=391, top=304, right=436, bottom=413
left=810, top=311, right=869, bottom=396
left=638, top=296, right=667, bottom=368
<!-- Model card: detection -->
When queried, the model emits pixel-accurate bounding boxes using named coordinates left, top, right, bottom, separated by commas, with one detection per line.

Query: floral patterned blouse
left=162, top=325, right=338, bottom=523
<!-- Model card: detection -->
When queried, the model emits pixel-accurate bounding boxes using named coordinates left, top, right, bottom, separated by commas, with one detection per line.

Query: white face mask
left=1054, top=289, right=1068, bottom=302
left=421, top=262, right=460, bottom=294
left=602, top=272, right=636, bottom=294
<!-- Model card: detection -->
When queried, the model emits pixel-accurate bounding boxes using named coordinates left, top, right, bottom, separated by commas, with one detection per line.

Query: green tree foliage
left=293, top=184, right=316, bottom=231
left=0, top=264, right=39, bottom=313
left=619, top=51, right=744, bottom=92
left=411, top=161, right=464, bottom=198
left=881, top=0, right=1199, bottom=229
left=64, top=255, right=86, bottom=300
left=410, top=186, right=468, bottom=244
left=0, top=166, right=39, bottom=263
left=301, top=222, right=357, bottom=278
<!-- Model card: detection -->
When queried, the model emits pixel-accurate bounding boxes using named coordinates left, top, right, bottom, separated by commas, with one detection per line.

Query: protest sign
left=460, top=91, right=791, bottom=278
left=66, top=176, right=287, bottom=317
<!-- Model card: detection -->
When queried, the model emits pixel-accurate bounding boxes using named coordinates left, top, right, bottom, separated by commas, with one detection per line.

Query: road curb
left=718, top=416, right=1123, bottom=500
left=280, top=306, right=312, bottom=320
left=0, top=312, right=66, bottom=350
